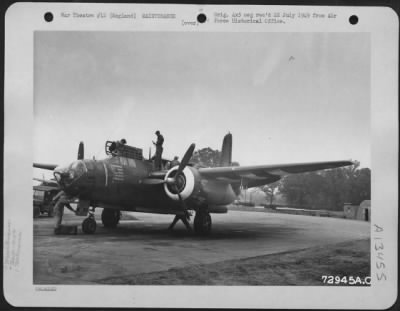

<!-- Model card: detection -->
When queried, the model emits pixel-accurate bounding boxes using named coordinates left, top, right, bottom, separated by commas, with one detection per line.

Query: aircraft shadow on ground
left=34, top=217, right=301, bottom=241
left=93, top=221, right=300, bottom=241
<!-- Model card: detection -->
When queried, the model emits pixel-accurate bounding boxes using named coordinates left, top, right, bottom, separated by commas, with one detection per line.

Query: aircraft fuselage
left=56, top=156, right=234, bottom=214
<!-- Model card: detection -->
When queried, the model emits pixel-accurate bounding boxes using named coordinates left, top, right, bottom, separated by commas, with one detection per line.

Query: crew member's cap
left=120, top=138, right=127, bottom=144
left=155, top=130, right=160, bottom=135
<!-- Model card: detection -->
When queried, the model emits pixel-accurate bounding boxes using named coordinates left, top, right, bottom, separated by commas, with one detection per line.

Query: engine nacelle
left=164, top=166, right=201, bottom=201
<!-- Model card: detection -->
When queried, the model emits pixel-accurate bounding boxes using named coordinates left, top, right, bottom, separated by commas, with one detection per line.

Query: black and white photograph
left=32, top=30, right=372, bottom=286
left=3, top=3, right=398, bottom=309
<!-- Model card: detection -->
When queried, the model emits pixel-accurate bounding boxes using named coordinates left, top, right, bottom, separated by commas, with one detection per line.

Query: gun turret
left=105, top=141, right=143, bottom=160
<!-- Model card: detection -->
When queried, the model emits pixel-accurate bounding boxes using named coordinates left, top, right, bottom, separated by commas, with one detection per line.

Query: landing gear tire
left=194, top=211, right=212, bottom=235
left=82, top=217, right=97, bottom=234
left=101, top=208, right=120, bottom=228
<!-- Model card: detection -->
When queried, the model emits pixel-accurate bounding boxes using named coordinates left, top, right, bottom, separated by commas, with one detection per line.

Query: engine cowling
left=164, top=166, right=201, bottom=201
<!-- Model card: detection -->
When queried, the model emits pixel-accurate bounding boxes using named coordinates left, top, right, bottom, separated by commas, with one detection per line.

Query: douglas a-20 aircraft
left=33, top=133, right=353, bottom=235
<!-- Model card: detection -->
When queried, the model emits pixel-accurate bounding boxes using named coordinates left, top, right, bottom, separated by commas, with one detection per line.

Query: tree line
left=191, top=147, right=239, bottom=167
left=262, top=161, right=370, bottom=211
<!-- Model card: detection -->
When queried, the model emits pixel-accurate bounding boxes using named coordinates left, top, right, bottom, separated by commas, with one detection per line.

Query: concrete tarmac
left=33, top=209, right=370, bottom=284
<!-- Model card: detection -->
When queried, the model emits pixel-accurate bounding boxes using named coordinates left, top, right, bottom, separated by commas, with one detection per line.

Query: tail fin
left=219, top=133, right=232, bottom=167
left=77, top=141, right=84, bottom=160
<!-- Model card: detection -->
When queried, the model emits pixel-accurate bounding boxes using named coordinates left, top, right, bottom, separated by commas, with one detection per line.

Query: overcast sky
left=34, top=31, right=370, bottom=179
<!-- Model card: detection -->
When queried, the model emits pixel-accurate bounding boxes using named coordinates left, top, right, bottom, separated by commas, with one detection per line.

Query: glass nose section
left=69, top=160, right=86, bottom=180
left=53, top=165, right=70, bottom=186
left=54, top=171, right=62, bottom=183
left=53, top=161, right=86, bottom=187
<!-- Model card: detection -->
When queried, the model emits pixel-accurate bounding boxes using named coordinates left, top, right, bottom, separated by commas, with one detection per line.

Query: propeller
left=77, top=141, right=84, bottom=160
left=142, top=143, right=196, bottom=218
left=169, top=143, right=195, bottom=218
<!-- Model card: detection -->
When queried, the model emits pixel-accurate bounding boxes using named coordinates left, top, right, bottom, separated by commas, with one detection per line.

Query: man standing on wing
left=153, top=130, right=164, bottom=170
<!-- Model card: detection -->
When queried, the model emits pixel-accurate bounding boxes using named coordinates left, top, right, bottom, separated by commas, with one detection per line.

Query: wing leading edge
left=198, top=160, right=354, bottom=187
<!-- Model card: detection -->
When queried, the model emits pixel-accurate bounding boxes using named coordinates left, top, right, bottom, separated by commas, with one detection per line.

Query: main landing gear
left=168, top=209, right=212, bottom=235
left=82, top=207, right=96, bottom=234
left=194, top=210, right=212, bottom=235
left=82, top=208, right=120, bottom=233
left=101, top=208, right=120, bottom=228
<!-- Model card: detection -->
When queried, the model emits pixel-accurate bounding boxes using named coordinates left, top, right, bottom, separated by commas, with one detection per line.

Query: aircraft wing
left=33, top=178, right=59, bottom=187
left=33, top=163, right=58, bottom=170
left=33, top=184, right=60, bottom=192
left=198, top=160, right=354, bottom=188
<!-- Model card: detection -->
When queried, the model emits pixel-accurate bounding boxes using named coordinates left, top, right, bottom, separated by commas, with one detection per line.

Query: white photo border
left=3, top=3, right=398, bottom=309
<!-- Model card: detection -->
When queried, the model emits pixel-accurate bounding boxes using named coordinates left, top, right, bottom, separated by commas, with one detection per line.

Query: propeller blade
left=78, top=141, right=84, bottom=160
left=176, top=143, right=195, bottom=176
left=173, top=184, right=188, bottom=212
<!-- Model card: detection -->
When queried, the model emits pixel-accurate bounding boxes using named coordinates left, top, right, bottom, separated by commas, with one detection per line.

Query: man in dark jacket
left=153, top=130, right=164, bottom=170
left=171, top=156, right=180, bottom=167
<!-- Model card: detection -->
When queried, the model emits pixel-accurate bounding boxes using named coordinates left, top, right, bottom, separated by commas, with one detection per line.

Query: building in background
left=344, top=200, right=370, bottom=221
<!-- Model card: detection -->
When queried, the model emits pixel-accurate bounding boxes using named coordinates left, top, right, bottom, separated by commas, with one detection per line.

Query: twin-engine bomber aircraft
left=33, top=133, right=353, bottom=235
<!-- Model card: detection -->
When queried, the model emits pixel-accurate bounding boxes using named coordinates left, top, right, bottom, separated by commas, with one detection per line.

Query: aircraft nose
left=53, top=160, right=86, bottom=186
left=54, top=166, right=70, bottom=186
left=70, top=160, right=86, bottom=176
